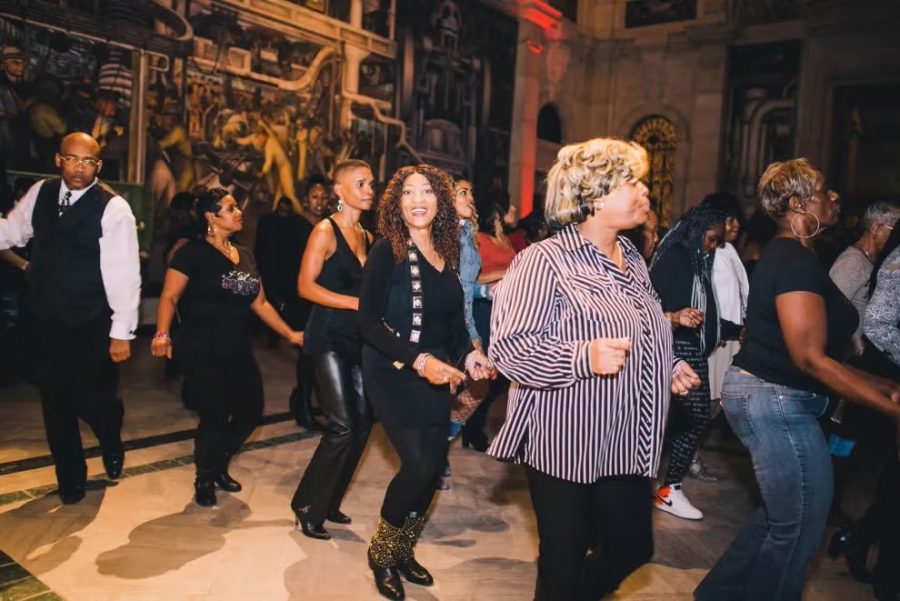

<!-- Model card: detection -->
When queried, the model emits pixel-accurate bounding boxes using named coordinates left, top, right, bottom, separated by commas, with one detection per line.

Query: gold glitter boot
left=368, top=517, right=405, bottom=600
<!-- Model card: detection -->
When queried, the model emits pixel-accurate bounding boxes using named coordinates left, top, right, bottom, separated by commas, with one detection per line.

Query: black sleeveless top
left=303, top=217, right=371, bottom=361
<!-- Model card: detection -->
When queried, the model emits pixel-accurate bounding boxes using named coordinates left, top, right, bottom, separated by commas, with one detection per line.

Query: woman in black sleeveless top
left=290, top=160, right=375, bottom=540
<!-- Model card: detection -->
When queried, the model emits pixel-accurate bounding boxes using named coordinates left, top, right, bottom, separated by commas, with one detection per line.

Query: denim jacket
left=458, top=220, right=482, bottom=343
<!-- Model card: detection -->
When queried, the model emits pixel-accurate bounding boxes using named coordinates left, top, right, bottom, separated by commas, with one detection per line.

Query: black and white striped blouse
left=487, top=224, right=678, bottom=483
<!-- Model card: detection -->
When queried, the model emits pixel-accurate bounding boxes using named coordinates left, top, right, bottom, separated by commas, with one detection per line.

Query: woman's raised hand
left=590, top=337, right=632, bottom=376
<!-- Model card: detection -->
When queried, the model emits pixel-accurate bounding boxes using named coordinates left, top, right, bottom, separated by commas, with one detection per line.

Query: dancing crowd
left=1, top=132, right=899, bottom=601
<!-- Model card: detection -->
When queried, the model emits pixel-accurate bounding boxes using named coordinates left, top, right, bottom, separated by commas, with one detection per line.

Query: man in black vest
left=0, top=132, right=140, bottom=504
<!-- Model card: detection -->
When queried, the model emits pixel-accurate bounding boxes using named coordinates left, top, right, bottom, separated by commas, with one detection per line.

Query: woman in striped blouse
left=487, top=137, right=701, bottom=601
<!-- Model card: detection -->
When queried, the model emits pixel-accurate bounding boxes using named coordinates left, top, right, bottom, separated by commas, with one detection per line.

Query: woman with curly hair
left=648, top=203, right=726, bottom=520
left=359, top=164, right=494, bottom=600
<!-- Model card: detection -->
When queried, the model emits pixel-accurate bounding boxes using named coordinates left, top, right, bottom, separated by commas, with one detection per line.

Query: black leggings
left=292, top=351, right=371, bottom=522
left=527, top=467, right=653, bottom=601
left=379, top=420, right=449, bottom=527
left=664, top=339, right=711, bottom=485
left=187, top=356, right=264, bottom=475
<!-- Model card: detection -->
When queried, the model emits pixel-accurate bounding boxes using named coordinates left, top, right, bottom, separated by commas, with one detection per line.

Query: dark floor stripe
left=0, top=411, right=297, bottom=476
left=0, top=428, right=320, bottom=508
left=0, top=549, right=63, bottom=600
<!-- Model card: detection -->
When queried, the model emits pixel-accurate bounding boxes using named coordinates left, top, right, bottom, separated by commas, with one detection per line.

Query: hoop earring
left=790, top=212, right=820, bottom=239
left=336, top=198, right=344, bottom=212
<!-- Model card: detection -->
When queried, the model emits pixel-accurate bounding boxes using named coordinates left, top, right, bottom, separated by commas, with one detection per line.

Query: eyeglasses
left=59, top=155, right=101, bottom=168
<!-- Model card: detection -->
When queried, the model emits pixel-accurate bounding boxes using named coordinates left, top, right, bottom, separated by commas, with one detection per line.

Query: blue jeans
left=695, top=366, right=831, bottom=601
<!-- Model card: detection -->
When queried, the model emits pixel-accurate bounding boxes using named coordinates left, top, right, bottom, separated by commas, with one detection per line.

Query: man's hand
left=109, top=338, right=131, bottom=363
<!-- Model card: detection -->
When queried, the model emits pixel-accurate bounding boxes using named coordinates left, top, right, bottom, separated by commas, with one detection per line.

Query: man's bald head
left=56, top=132, right=103, bottom=190
left=60, top=132, right=101, bottom=157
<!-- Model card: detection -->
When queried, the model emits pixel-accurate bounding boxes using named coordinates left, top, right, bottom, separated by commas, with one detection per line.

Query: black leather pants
left=291, top=351, right=371, bottom=523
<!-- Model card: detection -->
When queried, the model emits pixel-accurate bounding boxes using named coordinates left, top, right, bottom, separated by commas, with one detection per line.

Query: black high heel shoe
left=327, top=509, right=352, bottom=524
left=293, top=508, right=331, bottom=540
left=828, top=525, right=872, bottom=582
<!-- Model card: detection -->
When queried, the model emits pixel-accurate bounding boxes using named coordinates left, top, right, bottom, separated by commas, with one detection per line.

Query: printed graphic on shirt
left=222, top=270, right=260, bottom=297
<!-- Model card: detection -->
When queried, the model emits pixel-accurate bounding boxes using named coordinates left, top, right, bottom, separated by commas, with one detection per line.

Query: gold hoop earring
left=790, top=212, right=820, bottom=239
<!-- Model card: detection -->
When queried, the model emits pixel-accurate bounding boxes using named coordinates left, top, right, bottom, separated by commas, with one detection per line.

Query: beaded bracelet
left=413, top=352, right=432, bottom=376
left=153, top=332, right=171, bottom=342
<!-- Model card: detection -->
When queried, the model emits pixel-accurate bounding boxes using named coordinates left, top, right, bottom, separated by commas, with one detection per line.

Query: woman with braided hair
left=649, top=202, right=727, bottom=520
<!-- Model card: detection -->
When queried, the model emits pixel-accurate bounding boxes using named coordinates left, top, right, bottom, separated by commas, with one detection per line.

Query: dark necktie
left=59, top=191, right=71, bottom=217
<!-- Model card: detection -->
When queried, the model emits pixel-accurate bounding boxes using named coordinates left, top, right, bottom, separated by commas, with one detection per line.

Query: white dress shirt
left=0, top=178, right=141, bottom=340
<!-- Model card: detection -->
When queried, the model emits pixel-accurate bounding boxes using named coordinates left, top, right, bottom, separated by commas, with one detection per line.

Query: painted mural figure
left=235, top=118, right=301, bottom=213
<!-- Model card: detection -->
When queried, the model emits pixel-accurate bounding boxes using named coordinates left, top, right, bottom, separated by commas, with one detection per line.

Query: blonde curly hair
left=544, top=138, right=649, bottom=228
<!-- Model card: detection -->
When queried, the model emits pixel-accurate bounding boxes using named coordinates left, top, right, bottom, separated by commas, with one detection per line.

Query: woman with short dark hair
left=695, top=159, right=900, bottom=601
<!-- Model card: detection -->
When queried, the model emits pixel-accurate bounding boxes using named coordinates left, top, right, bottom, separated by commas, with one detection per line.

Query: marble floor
left=0, top=335, right=880, bottom=600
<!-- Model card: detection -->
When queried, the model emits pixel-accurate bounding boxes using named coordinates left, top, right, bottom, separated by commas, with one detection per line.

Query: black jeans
left=35, top=316, right=123, bottom=492
left=379, top=420, right=449, bottom=527
left=292, top=351, right=371, bottom=523
left=188, top=356, right=264, bottom=476
left=526, top=467, right=653, bottom=601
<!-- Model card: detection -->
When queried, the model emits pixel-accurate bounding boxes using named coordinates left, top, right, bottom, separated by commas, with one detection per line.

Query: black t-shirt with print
left=170, top=240, right=261, bottom=361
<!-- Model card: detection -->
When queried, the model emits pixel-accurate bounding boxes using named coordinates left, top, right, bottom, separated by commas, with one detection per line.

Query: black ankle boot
left=396, top=557, right=433, bottom=586
left=194, top=475, right=216, bottom=507
left=216, top=453, right=242, bottom=492
left=215, top=471, right=241, bottom=492
left=828, top=525, right=872, bottom=582
left=369, top=555, right=404, bottom=600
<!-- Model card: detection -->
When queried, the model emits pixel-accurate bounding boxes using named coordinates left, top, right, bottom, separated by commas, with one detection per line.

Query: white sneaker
left=655, top=483, right=704, bottom=520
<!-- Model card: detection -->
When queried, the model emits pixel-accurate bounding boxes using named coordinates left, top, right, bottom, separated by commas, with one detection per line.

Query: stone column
left=507, top=21, right=544, bottom=217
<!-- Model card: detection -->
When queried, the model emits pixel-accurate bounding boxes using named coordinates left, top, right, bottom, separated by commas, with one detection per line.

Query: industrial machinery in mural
left=1, top=0, right=515, bottom=252
left=394, top=0, right=517, bottom=192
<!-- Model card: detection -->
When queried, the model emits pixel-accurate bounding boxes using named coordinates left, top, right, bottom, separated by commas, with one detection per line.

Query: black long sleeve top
left=359, top=237, right=471, bottom=367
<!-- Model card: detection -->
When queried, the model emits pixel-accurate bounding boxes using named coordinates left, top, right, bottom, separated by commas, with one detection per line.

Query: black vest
left=30, top=178, right=114, bottom=326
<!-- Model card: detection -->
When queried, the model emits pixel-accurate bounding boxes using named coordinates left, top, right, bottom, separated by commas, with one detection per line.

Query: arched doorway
left=630, top=115, right=677, bottom=226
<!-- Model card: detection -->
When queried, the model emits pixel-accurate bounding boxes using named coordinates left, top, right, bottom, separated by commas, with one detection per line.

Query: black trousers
left=186, top=356, right=264, bottom=476
left=292, top=351, right=371, bottom=522
left=35, top=316, right=123, bottom=493
left=380, top=420, right=449, bottom=527
left=526, top=467, right=653, bottom=601
left=289, top=350, right=316, bottom=422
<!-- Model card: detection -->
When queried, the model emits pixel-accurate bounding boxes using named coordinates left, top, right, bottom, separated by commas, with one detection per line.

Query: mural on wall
left=631, top=115, right=676, bottom=227
left=394, top=0, right=517, bottom=193
left=625, top=0, right=697, bottom=29
left=0, top=19, right=133, bottom=180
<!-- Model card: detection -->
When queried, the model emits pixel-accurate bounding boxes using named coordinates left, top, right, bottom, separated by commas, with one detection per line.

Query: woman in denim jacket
left=695, top=159, right=900, bottom=601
